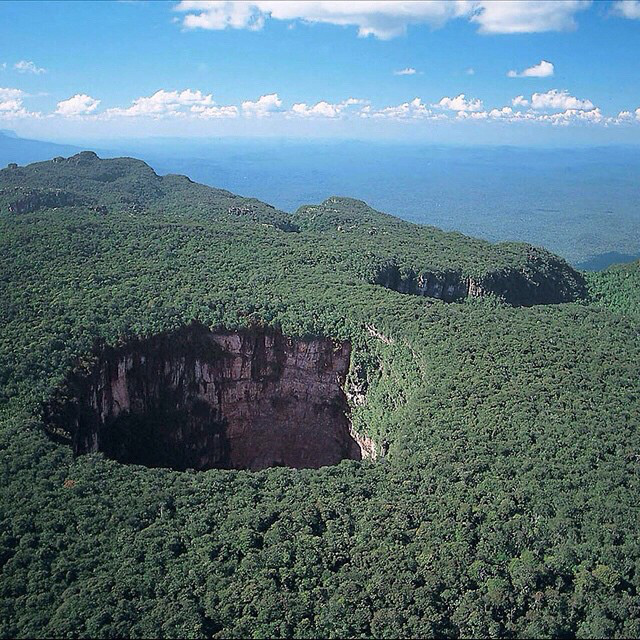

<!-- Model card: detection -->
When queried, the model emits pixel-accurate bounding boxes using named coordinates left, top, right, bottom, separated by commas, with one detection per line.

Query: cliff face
left=44, top=324, right=374, bottom=471
left=374, top=267, right=468, bottom=302
left=374, top=251, right=587, bottom=306
left=0, top=187, right=84, bottom=214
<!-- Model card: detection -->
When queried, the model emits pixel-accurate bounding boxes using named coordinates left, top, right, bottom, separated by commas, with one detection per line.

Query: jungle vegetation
left=0, top=153, right=639, bottom=639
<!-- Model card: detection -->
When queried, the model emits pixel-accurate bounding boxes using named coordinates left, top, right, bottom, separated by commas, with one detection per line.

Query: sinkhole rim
left=42, top=323, right=377, bottom=472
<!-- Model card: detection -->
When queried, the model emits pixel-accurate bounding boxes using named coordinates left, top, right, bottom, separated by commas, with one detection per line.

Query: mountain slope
left=0, top=153, right=585, bottom=305
left=585, top=258, right=640, bottom=316
left=0, top=151, right=298, bottom=231
left=296, top=196, right=586, bottom=304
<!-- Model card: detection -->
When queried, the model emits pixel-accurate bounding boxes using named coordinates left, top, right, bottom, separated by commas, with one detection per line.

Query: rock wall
left=44, top=324, right=374, bottom=471
left=374, top=254, right=586, bottom=306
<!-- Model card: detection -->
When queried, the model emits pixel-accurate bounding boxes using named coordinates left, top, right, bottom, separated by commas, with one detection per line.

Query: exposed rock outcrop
left=1, top=187, right=84, bottom=214
left=374, top=250, right=587, bottom=306
left=44, top=324, right=374, bottom=471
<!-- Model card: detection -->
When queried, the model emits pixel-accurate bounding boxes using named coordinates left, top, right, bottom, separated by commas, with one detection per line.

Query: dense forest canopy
left=1, top=153, right=639, bottom=639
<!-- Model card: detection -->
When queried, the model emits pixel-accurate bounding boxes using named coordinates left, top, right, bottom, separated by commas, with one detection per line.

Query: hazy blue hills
left=0, top=130, right=82, bottom=167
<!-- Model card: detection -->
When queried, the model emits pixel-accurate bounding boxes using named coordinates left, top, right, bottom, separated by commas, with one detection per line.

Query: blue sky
left=1, top=0, right=640, bottom=144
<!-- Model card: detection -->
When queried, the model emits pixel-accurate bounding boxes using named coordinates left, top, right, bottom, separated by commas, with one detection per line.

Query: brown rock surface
left=44, top=324, right=374, bottom=471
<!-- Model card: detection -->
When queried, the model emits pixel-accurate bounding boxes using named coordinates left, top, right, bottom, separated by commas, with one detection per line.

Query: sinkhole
left=43, top=323, right=375, bottom=471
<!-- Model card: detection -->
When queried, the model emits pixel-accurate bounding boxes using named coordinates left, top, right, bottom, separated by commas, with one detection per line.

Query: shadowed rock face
left=374, top=253, right=587, bottom=306
left=44, top=324, right=374, bottom=471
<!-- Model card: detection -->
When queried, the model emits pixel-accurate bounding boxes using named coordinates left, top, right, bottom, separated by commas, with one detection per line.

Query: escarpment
left=373, top=250, right=587, bottom=306
left=295, top=197, right=587, bottom=306
left=43, top=324, right=374, bottom=471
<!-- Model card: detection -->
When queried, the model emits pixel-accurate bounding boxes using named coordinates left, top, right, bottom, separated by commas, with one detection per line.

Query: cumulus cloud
left=175, top=1, right=590, bottom=39
left=14, top=60, right=46, bottom=74
left=53, top=88, right=238, bottom=120
left=394, top=67, right=417, bottom=76
left=469, top=0, right=590, bottom=34
left=289, top=98, right=364, bottom=118
left=507, top=60, right=554, bottom=78
left=488, top=106, right=514, bottom=118
left=55, top=94, right=101, bottom=117
left=0, top=87, right=24, bottom=101
left=611, top=1, right=640, bottom=19
left=176, top=1, right=464, bottom=39
left=454, top=104, right=613, bottom=126
left=436, top=93, right=484, bottom=112
left=290, top=101, right=340, bottom=118
left=177, top=0, right=268, bottom=31
left=456, top=110, right=489, bottom=120
left=512, top=95, right=529, bottom=107
left=611, top=109, right=640, bottom=124
left=241, top=93, right=282, bottom=117
left=106, top=89, right=216, bottom=118
left=530, top=89, right=594, bottom=111
left=361, top=97, right=438, bottom=120
left=191, top=104, right=239, bottom=118
left=538, top=107, right=604, bottom=126
left=0, top=87, right=39, bottom=119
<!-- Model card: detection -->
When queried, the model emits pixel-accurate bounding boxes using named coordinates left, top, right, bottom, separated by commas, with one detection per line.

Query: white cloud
left=55, top=94, right=101, bottom=117
left=0, top=63, right=6, bottom=71
left=466, top=67, right=475, bottom=75
left=0, top=87, right=24, bottom=101
left=538, top=107, right=604, bottom=126
left=507, top=60, right=554, bottom=78
left=437, top=93, right=484, bottom=111
left=512, top=95, right=529, bottom=107
left=106, top=89, right=215, bottom=118
left=0, top=87, right=38, bottom=119
left=289, top=98, right=365, bottom=118
left=611, top=109, right=640, bottom=124
left=290, top=101, right=340, bottom=118
left=361, top=97, right=438, bottom=120
left=611, top=1, right=640, bottom=19
left=456, top=110, right=489, bottom=120
left=191, top=104, right=239, bottom=118
left=241, top=93, right=282, bottom=117
left=452, top=103, right=615, bottom=126
left=468, top=0, right=590, bottom=34
left=176, top=1, right=465, bottom=39
left=530, top=89, right=594, bottom=111
left=177, top=0, right=268, bottom=31
left=394, top=67, right=417, bottom=76
left=14, top=60, right=46, bottom=74
left=488, top=106, right=514, bottom=118
left=175, top=1, right=590, bottom=39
